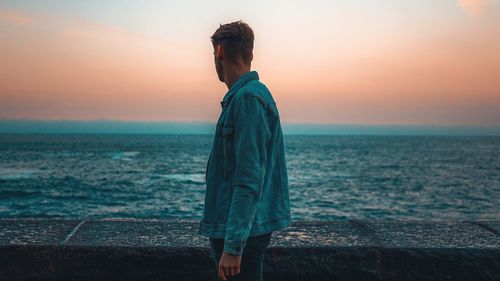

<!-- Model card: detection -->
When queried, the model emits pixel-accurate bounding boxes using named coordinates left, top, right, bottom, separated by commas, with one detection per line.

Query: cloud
left=458, top=0, right=491, bottom=15
left=0, top=9, right=33, bottom=25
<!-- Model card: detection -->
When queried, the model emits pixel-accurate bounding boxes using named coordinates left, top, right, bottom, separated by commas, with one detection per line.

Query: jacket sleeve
left=223, top=94, right=271, bottom=255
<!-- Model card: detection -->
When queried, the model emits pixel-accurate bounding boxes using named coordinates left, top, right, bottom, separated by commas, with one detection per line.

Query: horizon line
left=1, top=119, right=499, bottom=136
left=0, top=118, right=499, bottom=128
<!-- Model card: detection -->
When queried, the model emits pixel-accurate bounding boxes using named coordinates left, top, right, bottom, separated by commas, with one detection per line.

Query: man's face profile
left=213, top=45, right=224, bottom=82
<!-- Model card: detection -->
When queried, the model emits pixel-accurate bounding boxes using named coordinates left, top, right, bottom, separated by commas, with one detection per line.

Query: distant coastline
left=0, top=119, right=499, bottom=136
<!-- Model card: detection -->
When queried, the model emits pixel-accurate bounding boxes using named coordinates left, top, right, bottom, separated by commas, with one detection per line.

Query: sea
left=0, top=134, right=499, bottom=220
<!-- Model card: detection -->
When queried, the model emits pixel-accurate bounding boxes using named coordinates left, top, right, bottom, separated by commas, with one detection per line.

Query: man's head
left=211, top=20, right=254, bottom=83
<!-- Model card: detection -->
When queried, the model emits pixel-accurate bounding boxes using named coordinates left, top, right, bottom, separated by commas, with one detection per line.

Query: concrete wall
left=0, top=218, right=499, bottom=281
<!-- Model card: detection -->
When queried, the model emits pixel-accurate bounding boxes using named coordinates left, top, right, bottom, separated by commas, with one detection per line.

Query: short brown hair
left=211, top=20, right=254, bottom=65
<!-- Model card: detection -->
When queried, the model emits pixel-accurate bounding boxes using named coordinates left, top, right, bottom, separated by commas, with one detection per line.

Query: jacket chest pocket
left=217, top=124, right=234, bottom=179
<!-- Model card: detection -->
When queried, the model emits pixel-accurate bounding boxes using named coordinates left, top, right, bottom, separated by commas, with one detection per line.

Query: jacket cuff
left=223, top=240, right=246, bottom=256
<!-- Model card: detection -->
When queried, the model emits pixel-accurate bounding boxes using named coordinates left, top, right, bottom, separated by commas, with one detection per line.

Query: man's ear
left=216, top=45, right=223, bottom=60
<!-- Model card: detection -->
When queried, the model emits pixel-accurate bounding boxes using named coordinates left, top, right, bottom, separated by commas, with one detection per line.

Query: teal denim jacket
left=198, top=71, right=291, bottom=255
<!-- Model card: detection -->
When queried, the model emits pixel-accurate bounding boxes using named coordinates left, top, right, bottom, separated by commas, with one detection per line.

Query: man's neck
left=224, top=66, right=251, bottom=90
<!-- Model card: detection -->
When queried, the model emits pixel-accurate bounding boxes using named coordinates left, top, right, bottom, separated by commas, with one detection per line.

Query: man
left=198, top=20, right=291, bottom=281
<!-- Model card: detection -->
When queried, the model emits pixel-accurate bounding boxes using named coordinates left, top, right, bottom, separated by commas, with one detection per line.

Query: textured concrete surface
left=0, top=218, right=499, bottom=281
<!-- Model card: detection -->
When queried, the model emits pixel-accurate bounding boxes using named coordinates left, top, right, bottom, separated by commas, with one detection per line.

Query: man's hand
left=218, top=251, right=242, bottom=281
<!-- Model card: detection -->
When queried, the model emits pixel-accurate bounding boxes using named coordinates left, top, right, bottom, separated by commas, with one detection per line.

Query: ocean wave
left=0, top=168, right=40, bottom=180
left=112, top=151, right=141, bottom=161
left=160, top=173, right=206, bottom=184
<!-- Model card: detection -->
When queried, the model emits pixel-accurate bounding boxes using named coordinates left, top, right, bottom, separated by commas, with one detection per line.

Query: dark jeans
left=209, top=232, right=273, bottom=281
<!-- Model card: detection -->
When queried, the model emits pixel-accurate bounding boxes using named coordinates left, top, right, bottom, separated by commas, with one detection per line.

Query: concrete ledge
left=1, top=218, right=499, bottom=281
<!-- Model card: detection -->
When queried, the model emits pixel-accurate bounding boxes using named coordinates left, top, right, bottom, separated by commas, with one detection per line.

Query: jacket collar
left=220, top=70, right=259, bottom=108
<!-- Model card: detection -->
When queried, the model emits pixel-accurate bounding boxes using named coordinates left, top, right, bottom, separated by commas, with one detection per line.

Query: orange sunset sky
left=0, top=0, right=499, bottom=125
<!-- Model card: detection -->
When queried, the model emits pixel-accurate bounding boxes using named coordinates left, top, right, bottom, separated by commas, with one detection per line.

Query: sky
left=0, top=0, right=499, bottom=126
